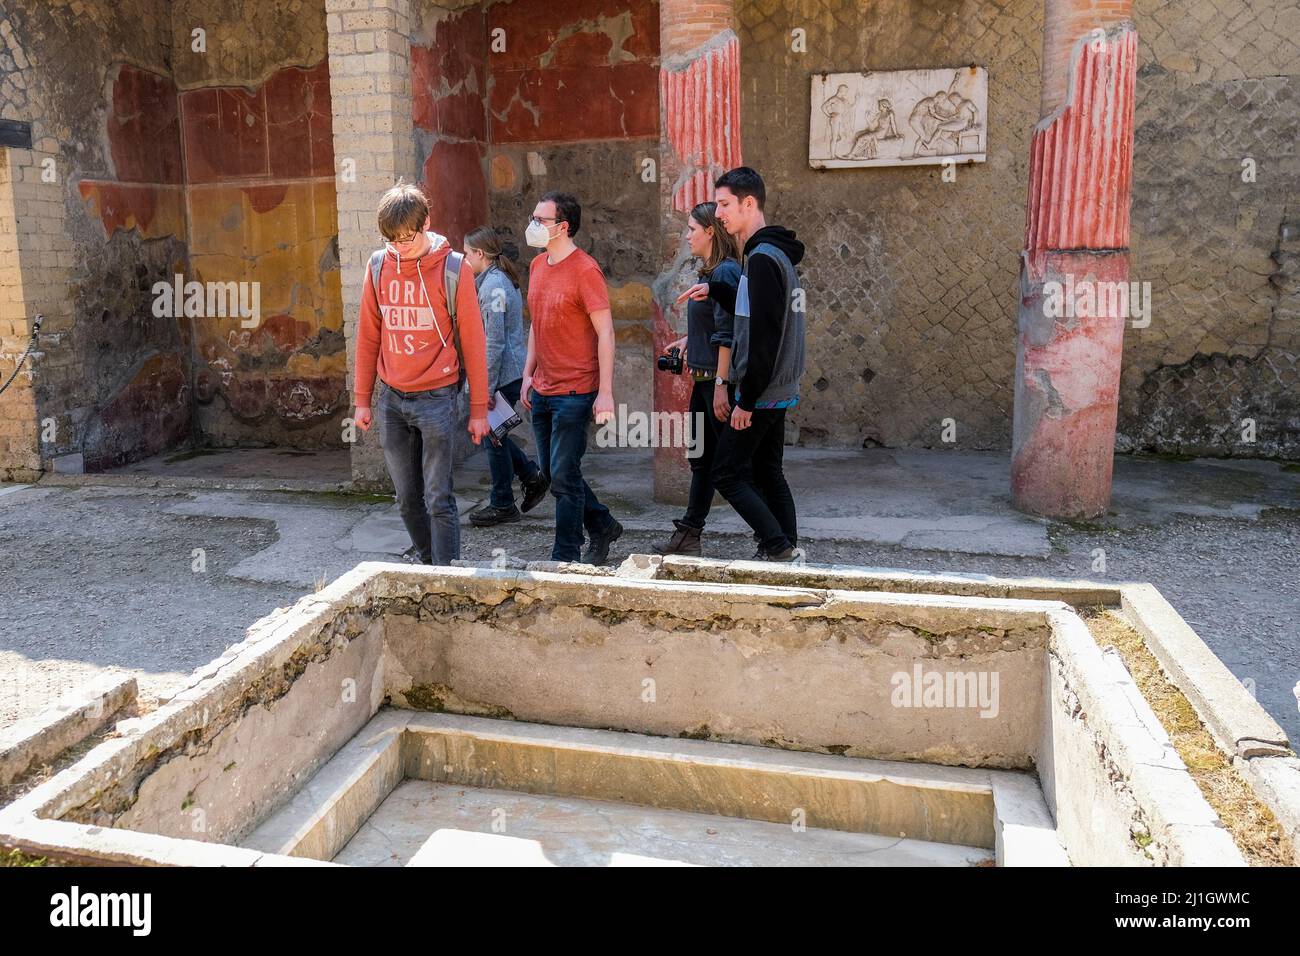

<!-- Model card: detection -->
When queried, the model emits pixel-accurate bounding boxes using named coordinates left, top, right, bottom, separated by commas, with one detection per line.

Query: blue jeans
left=529, top=389, right=613, bottom=562
left=487, top=378, right=541, bottom=507
left=376, top=380, right=460, bottom=565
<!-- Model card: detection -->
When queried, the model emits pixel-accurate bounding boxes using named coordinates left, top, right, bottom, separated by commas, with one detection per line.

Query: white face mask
left=525, top=219, right=556, bottom=248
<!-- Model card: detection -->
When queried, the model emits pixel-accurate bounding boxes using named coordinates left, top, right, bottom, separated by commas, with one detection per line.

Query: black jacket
left=686, top=258, right=740, bottom=373
left=709, top=225, right=805, bottom=409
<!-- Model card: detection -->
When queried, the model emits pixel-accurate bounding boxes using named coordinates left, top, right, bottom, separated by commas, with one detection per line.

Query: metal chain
left=0, top=313, right=42, bottom=397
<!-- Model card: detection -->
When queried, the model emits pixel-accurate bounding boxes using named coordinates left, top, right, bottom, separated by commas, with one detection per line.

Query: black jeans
left=682, top=378, right=726, bottom=529
left=486, top=378, right=541, bottom=508
left=712, top=406, right=797, bottom=554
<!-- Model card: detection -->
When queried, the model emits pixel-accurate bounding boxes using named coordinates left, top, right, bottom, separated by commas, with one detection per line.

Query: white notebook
left=487, top=390, right=523, bottom=444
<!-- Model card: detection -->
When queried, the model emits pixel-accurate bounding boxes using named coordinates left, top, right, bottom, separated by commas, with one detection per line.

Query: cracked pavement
left=1, top=445, right=1297, bottom=746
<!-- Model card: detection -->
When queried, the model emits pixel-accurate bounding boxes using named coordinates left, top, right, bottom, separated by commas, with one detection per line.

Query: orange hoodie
left=354, top=234, right=489, bottom=418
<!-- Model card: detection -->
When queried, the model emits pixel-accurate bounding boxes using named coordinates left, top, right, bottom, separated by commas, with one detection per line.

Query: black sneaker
left=520, top=472, right=550, bottom=513
left=400, top=545, right=431, bottom=565
left=469, top=503, right=521, bottom=527
left=582, top=518, right=624, bottom=566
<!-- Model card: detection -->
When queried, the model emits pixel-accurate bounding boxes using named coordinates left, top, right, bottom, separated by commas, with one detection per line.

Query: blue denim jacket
left=475, top=265, right=527, bottom=395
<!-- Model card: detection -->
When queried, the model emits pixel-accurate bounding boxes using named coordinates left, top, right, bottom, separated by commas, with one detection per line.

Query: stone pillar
left=325, top=0, right=417, bottom=489
left=1011, top=2, right=1137, bottom=518
left=653, top=0, right=743, bottom=503
left=0, top=23, right=74, bottom=482
left=0, top=149, right=43, bottom=481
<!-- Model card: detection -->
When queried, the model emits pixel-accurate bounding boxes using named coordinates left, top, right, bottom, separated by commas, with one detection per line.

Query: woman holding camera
left=653, top=201, right=742, bottom=556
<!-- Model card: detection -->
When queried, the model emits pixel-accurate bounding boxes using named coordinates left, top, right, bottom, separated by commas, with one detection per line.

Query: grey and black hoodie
left=708, top=225, right=806, bottom=411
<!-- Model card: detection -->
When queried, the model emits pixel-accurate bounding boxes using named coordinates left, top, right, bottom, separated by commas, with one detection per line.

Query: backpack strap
left=444, top=250, right=462, bottom=324
left=367, top=249, right=385, bottom=295
left=444, top=250, right=466, bottom=389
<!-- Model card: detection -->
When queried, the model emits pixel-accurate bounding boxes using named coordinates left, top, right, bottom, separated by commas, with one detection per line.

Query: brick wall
left=0, top=150, right=41, bottom=479
left=661, top=0, right=733, bottom=52
left=326, top=0, right=417, bottom=486
left=0, top=0, right=185, bottom=476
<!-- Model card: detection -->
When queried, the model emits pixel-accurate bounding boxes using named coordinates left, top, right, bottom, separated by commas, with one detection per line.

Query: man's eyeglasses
left=529, top=216, right=560, bottom=226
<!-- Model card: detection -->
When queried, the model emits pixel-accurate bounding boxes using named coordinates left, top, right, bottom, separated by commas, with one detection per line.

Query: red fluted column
left=653, top=0, right=742, bottom=503
left=1011, top=2, right=1137, bottom=518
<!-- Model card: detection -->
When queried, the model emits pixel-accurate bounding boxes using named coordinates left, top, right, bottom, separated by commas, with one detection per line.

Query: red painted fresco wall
left=412, top=8, right=489, bottom=246
left=81, top=64, right=188, bottom=240
left=411, top=1, right=660, bottom=242
left=487, top=0, right=659, bottom=143
left=475, top=0, right=663, bottom=452
left=77, top=59, right=345, bottom=454
left=77, top=63, right=192, bottom=469
left=178, top=60, right=345, bottom=446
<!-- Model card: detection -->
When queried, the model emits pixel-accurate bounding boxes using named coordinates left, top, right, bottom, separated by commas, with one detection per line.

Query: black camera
left=657, top=346, right=684, bottom=375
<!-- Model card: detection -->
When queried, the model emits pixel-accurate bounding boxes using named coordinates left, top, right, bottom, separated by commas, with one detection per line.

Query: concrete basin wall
left=2, top=582, right=388, bottom=848
left=376, top=566, right=1053, bottom=770
left=622, top=555, right=1249, bottom=866
left=0, top=561, right=1248, bottom=867
left=1038, top=612, right=1242, bottom=865
left=639, top=554, right=1123, bottom=604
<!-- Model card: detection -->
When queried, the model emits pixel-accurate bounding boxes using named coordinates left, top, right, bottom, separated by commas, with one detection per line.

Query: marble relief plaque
left=810, top=67, right=988, bottom=168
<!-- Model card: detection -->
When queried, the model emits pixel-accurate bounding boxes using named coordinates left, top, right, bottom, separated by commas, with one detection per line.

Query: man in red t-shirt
left=519, top=191, right=622, bottom=564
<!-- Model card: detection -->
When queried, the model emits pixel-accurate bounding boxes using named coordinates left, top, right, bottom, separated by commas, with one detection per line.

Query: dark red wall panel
left=181, top=62, right=334, bottom=184
left=108, top=65, right=183, bottom=184
left=486, top=0, right=659, bottom=144
left=421, top=140, right=488, bottom=248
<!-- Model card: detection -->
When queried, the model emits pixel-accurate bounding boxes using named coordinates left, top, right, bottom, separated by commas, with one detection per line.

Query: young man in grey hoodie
left=708, top=167, right=806, bottom=562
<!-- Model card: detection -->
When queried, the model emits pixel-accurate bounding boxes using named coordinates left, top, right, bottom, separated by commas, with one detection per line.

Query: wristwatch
left=715, top=377, right=730, bottom=386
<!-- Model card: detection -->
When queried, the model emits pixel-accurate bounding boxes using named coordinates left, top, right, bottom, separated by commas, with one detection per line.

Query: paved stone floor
left=1, top=445, right=1297, bottom=745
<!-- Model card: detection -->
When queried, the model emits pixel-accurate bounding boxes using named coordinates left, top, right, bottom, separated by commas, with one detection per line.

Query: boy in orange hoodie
left=353, top=183, right=490, bottom=565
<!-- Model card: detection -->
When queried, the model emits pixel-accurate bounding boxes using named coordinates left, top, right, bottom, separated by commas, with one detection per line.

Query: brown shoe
left=653, top=519, right=702, bottom=556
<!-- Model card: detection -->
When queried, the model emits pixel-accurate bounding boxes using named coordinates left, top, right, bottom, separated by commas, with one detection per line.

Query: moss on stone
left=403, top=684, right=447, bottom=713
left=400, top=683, right=514, bottom=720
left=1, top=847, right=48, bottom=867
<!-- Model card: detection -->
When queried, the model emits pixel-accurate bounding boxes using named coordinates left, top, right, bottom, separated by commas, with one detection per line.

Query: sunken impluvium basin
left=1, top=556, right=1292, bottom=867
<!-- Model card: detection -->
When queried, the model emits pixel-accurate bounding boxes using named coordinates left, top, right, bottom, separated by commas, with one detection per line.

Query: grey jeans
left=376, top=380, right=460, bottom=565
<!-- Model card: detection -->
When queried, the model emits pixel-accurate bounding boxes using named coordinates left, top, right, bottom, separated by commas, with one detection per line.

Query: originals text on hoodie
left=354, top=232, right=489, bottom=418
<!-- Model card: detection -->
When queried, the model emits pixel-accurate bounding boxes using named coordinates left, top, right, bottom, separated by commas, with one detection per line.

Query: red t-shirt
left=527, top=247, right=609, bottom=395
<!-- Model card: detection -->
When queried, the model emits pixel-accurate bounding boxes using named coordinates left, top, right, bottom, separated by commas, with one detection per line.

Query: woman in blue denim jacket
left=463, top=226, right=548, bottom=525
